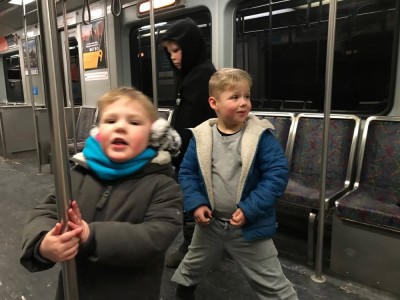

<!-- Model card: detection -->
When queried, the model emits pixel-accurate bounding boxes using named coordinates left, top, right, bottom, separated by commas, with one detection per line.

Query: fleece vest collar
left=191, top=115, right=275, bottom=207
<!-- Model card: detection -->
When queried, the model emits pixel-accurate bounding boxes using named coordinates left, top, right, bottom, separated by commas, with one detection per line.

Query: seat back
left=251, top=111, right=295, bottom=157
left=158, top=108, right=173, bottom=124
left=334, top=116, right=400, bottom=230
left=355, top=116, right=400, bottom=190
left=288, top=113, right=360, bottom=185
left=75, top=106, right=98, bottom=143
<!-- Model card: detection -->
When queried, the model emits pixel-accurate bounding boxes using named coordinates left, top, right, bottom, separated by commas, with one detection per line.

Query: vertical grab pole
left=61, top=0, right=78, bottom=154
left=311, top=0, right=338, bottom=283
left=149, top=0, right=158, bottom=109
left=23, top=1, right=42, bottom=174
left=36, top=0, right=80, bottom=299
left=266, top=0, right=272, bottom=104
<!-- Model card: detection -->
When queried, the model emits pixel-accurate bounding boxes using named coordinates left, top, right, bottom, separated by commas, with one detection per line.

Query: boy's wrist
left=80, top=223, right=95, bottom=254
left=35, top=234, right=54, bottom=264
left=80, top=221, right=90, bottom=244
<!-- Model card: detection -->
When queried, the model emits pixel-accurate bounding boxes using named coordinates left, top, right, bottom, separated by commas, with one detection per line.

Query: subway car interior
left=0, top=0, right=399, bottom=299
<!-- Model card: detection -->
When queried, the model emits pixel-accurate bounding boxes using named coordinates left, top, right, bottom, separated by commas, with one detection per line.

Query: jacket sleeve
left=79, top=177, right=183, bottom=269
left=20, top=194, right=58, bottom=272
left=178, top=137, right=211, bottom=214
left=237, top=131, right=289, bottom=223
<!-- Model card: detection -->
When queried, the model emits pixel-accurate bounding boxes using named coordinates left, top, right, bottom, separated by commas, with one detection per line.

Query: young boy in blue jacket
left=172, top=68, right=298, bottom=300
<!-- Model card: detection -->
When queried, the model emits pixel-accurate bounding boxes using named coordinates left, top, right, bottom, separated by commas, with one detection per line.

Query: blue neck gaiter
left=82, top=135, right=157, bottom=181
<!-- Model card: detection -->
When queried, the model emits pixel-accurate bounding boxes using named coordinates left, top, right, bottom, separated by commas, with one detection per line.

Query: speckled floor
left=0, top=152, right=398, bottom=300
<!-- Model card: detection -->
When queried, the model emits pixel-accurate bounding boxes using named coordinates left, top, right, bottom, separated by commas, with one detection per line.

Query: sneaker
left=174, top=284, right=196, bottom=300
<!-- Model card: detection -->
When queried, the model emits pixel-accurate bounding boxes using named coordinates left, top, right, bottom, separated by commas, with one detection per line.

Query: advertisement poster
left=0, top=36, right=8, bottom=52
left=23, top=38, right=39, bottom=75
left=82, top=19, right=107, bottom=70
left=0, top=34, right=18, bottom=53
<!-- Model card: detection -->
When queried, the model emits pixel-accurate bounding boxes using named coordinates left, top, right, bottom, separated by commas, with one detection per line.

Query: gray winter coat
left=20, top=151, right=183, bottom=300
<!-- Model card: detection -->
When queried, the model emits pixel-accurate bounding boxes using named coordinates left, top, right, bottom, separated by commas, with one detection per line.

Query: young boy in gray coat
left=21, top=87, right=183, bottom=300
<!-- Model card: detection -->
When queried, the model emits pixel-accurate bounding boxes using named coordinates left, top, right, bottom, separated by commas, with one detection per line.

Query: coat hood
left=193, top=114, right=275, bottom=135
left=161, top=18, right=209, bottom=78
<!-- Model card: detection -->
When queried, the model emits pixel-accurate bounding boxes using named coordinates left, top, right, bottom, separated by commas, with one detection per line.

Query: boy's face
left=209, top=81, right=252, bottom=132
left=164, top=41, right=182, bottom=69
left=98, top=97, right=153, bottom=163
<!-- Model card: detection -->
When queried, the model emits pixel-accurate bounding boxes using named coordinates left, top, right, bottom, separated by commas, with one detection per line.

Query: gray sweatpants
left=171, top=218, right=298, bottom=300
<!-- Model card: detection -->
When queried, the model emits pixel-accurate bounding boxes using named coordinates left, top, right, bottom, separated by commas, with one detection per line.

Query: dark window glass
left=129, top=11, right=212, bottom=107
left=69, top=37, right=82, bottom=106
left=235, top=0, right=399, bottom=115
left=3, top=52, right=24, bottom=103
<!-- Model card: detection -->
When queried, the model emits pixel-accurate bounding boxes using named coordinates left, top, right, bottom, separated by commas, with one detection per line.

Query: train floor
left=0, top=151, right=398, bottom=300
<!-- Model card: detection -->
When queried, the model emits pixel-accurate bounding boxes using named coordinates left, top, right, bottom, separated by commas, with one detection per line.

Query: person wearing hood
left=20, top=87, right=183, bottom=300
left=161, top=17, right=217, bottom=268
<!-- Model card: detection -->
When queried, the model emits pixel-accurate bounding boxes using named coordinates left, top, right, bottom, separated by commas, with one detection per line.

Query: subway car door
left=61, top=28, right=83, bottom=106
left=3, top=52, right=24, bottom=104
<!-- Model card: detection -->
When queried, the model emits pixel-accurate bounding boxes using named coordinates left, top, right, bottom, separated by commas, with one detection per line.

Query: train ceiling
left=0, top=0, right=180, bottom=37
left=0, top=0, right=23, bottom=36
left=0, top=0, right=114, bottom=37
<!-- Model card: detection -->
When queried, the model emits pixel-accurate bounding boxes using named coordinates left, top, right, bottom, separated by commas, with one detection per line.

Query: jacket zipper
left=96, top=185, right=113, bottom=209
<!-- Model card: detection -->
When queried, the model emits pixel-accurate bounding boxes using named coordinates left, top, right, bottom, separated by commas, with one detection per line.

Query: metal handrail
left=312, top=0, right=338, bottom=284
left=36, top=0, right=79, bottom=298
left=23, top=0, right=42, bottom=173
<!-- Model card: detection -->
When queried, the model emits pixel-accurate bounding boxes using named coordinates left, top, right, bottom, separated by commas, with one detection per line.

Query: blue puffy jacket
left=178, top=115, right=289, bottom=241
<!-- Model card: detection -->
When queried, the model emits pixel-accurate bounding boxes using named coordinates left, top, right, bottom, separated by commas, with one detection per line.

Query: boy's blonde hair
left=209, top=68, right=252, bottom=98
left=98, top=86, right=158, bottom=122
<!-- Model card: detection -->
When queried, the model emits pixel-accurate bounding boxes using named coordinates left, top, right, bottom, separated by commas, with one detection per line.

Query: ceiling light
left=9, top=0, right=35, bottom=5
left=138, top=0, right=175, bottom=14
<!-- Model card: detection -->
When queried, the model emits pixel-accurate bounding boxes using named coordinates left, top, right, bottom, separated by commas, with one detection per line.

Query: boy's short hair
left=209, top=68, right=252, bottom=98
left=98, top=86, right=158, bottom=122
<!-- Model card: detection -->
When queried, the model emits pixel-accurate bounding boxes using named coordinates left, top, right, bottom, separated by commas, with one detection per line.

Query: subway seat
left=67, top=106, right=98, bottom=155
left=335, top=116, right=400, bottom=230
left=250, top=111, right=295, bottom=156
left=331, top=116, right=400, bottom=295
left=277, top=113, right=361, bottom=265
left=158, top=108, right=173, bottom=124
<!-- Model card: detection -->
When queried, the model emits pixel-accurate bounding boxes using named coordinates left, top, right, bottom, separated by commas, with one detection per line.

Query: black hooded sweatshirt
left=162, top=18, right=216, bottom=172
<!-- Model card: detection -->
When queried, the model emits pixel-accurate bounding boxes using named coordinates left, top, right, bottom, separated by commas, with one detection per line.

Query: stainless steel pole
left=311, top=0, right=338, bottom=283
left=23, top=1, right=42, bottom=173
left=149, top=0, right=158, bottom=108
left=36, top=0, right=79, bottom=298
left=62, top=0, right=77, bottom=154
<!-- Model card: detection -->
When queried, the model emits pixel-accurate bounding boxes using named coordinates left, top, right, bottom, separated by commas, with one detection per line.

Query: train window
left=3, top=53, right=24, bottom=103
left=69, top=37, right=82, bottom=106
left=129, top=10, right=211, bottom=107
left=235, top=0, right=399, bottom=115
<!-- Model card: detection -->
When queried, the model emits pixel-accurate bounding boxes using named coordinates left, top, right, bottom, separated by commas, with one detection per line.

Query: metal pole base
left=311, top=274, right=327, bottom=283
